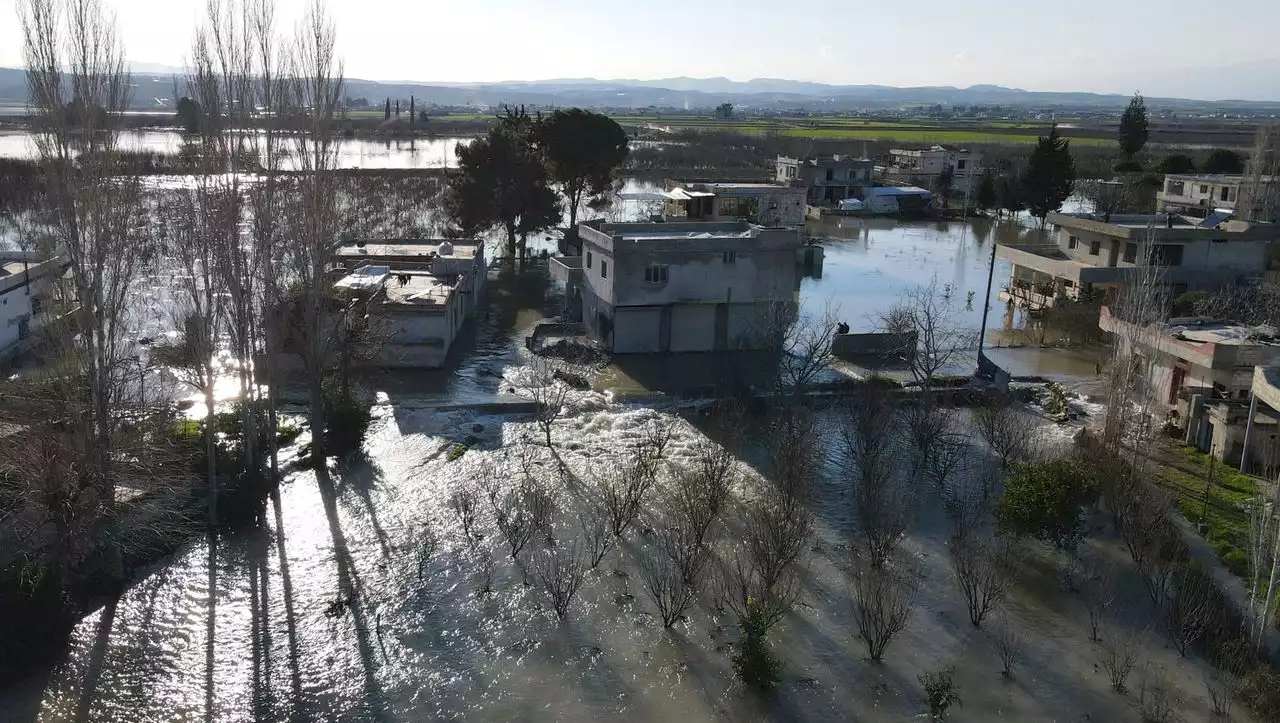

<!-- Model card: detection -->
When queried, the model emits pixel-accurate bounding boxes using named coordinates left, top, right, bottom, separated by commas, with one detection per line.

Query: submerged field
left=2, top=383, right=1249, bottom=722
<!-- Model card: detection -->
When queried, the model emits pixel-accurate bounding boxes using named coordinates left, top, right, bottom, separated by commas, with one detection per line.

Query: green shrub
left=997, top=457, right=1099, bottom=549
left=920, top=666, right=962, bottom=719
left=732, top=600, right=780, bottom=689
left=446, top=443, right=467, bottom=462
left=1222, top=548, right=1248, bottom=577
left=276, top=421, right=302, bottom=446
left=323, top=376, right=371, bottom=457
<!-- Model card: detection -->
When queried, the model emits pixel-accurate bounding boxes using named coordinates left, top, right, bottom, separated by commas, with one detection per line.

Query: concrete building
left=1157, top=173, right=1280, bottom=222
left=0, top=251, right=65, bottom=363
left=331, top=239, right=486, bottom=367
left=775, top=155, right=875, bottom=205
left=883, top=146, right=984, bottom=194
left=662, top=179, right=806, bottom=226
left=995, top=212, right=1279, bottom=310
left=552, top=220, right=802, bottom=353
left=1101, top=308, right=1280, bottom=468
left=839, top=186, right=934, bottom=214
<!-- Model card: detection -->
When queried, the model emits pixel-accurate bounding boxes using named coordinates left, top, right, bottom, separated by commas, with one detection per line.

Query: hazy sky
left=2, top=0, right=1279, bottom=99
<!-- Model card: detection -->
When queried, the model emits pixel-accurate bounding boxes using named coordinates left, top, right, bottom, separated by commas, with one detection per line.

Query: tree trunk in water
left=309, top=375, right=326, bottom=466
left=205, top=381, right=218, bottom=527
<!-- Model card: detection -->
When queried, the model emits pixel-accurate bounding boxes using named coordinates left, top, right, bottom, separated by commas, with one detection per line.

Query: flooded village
left=4, top=1, right=1280, bottom=722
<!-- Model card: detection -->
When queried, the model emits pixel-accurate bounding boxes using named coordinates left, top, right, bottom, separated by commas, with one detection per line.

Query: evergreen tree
left=384, top=98, right=390, bottom=120
left=409, top=96, right=415, bottom=127
left=395, top=99, right=400, bottom=116
left=1118, top=92, right=1150, bottom=159
left=932, top=165, right=955, bottom=209
left=537, top=108, right=630, bottom=253
left=975, top=170, right=997, bottom=212
left=1021, top=125, right=1075, bottom=227
left=1203, top=148, right=1244, bottom=174
left=445, top=123, right=561, bottom=260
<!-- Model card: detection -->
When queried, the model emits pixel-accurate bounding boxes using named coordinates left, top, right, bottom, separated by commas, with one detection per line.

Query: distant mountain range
left=3, top=66, right=1279, bottom=113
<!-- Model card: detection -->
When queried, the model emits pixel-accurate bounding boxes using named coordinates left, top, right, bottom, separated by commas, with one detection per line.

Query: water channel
left=0, top=133, right=1110, bottom=721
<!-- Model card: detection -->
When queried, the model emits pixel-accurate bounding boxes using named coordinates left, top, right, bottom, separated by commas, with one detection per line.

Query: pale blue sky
left=3, top=0, right=1279, bottom=99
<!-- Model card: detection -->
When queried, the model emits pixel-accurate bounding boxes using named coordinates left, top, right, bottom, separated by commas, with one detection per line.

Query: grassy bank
left=1149, top=439, right=1258, bottom=577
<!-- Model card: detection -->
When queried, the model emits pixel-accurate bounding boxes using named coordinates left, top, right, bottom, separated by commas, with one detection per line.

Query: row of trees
left=444, top=106, right=630, bottom=259
left=0, top=0, right=387, bottom=677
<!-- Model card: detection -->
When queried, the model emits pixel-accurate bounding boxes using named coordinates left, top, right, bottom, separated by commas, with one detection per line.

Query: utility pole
left=977, top=230, right=998, bottom=372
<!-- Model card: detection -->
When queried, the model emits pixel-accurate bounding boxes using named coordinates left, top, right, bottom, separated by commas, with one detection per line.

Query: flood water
left=0, top=139, right=1120, bottom=721
left=0, top=130, right=471, bottom=170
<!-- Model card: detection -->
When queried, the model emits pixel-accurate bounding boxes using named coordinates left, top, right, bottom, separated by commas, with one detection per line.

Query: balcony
left=996, top=244, right=1135, bottom=285
left=550, top=256, right=583, bottom=286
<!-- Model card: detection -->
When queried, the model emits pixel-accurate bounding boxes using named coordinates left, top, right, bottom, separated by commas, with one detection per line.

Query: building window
left=586, top=250, right=593, bottom=269
left=723, top=250, right=737, bottom=264
left=1123, top=242, right=1137, bottom=263
left=1168, top=181, right=1185, bottom=195
left=1089, top=240, right=1101, bottom=256
left=1153, top=244, right=1184, bottom=266
left=644, top=264, right=669, bottom=284
left=1068, top=235, right=1078, bottom=249
left=1221, top=186, right=1230, bottom=202
left=825, top=169, right=833, bottom=181
left=1199, top=185, right=1208, bottom=194
left=601, top=260, right=608, bottom=279
left=30, top=295, right=42, bottom=315
left=17, top=317, right=29, bottom=340
left=956, top=159, right=967, bottom=170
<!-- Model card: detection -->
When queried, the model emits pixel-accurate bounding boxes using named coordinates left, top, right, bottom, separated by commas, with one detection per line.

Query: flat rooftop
left=594, top=220, right=762, bottom=241
left=1164, top=317, right=1280, bottom=347
left=381, top=270, right=457, bottom=308
left=336, top=240, right=480, bottom=260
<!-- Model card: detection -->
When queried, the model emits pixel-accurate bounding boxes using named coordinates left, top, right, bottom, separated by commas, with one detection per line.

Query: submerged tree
left=974, top=170, right=996, bottom=213
left=537, top=108, right=629, bottom=250
left=1021, top=125, right=1075, bottom=227
left=445, top=122, right=561, bottom=260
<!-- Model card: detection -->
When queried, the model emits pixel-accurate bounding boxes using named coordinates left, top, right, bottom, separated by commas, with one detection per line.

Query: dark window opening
left=1089, top=240, right=1101, bottom=256
left=1123, top=242, right=1137, bottom=263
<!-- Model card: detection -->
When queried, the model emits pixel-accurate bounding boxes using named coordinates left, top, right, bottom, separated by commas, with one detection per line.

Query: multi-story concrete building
left=0, top=251, right=66, bottom=362
left=1157, top=173, right=1280, bottom=221
left=775, top=155, right=875, bottom=205
left=883, top=145, right=984, bottom=194
left=331, top=239, right=486, bottom=367
left=662, top=179, right=807, bottom=227
left=553, top=220, right=802, bottom=353
left=995, top=212, right=1278, bottom=310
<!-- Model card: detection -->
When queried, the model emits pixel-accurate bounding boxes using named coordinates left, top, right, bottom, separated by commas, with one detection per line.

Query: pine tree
left=395, top=99, right=400, bottom=117
left=410, top=96, right=415, bottom=127
left=1021, top=125, right=1075, bottom=227
left=384, top=98, right=391, bottom=120
left=1118, top=92, right=1149, bottom=159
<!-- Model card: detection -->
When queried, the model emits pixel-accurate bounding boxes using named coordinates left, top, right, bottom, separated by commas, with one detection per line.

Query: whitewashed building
left=0, top=251, right=65, bottom=362
left=332, top=239, right=486, bottom=367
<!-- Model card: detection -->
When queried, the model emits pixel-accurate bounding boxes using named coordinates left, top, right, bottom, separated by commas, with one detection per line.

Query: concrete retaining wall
left=831, top=331, right=916, bottom=360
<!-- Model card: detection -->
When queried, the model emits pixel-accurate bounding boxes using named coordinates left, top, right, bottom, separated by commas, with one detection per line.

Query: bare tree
left=1099, top=622, right=1145, bottom=691
left=1113, top=482, right=1177, bottom=605
left=20, top=0, right=151, bottom=578
left=878, top=275, right=972, bottom=390
left=532, top=537, right=589, bottom=620
left=492, top=479, right=552, bottom=561
left=517, top=356, right=576, bottom=450
left=577, top=506, right=612, bottom=568
left=1077, top=179, right=1133, bottom=220
left=1203, top=661, right=1236, bottom=718
left=973, top=393, right=1038, bottom=468
left=1081, top=558, right=1114, bottom=642
left=594, top=450, right=658, bottom=538
left=1237, top=123, right=1280, bottom=223
left=841, top=388, right=914, bottom=566
left=850, top=556, right=920, bottom=661
left=990, top=615, right=1025, bottom=678
left=448, top=487, right=480, bottom=544
left=1247, top=476, right=1280, bottom=648
left=638, top=540, right=700, bottom=628
left=277, top=0, right=349, bottom=463
left=950, top=533, right=1013, bottom=628
left=1136, top=664, right=1179, bottom=723
left=1160, top=563, right=1215, bottom=657
left=774, top=299, right=840, bottom=394
left=415, top=521, right=438, bottom=581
